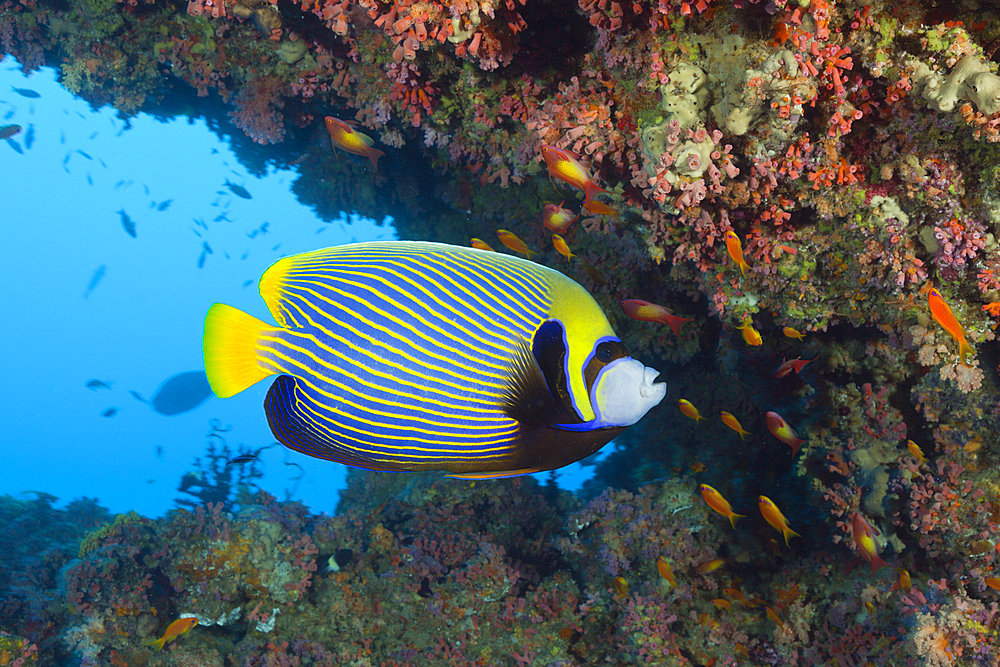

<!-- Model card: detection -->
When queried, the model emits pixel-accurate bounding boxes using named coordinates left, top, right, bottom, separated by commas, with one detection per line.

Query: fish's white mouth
left=592, top=359, right=667, bottom=426
left=639, top=366, right=664, bottom=399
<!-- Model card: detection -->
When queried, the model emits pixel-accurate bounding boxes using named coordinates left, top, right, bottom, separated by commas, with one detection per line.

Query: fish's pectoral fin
left=500, top=335, right=563, bottom=425
left=264, top=375, right=404, bottom=472
left=203, top=303, right=274, bottom=398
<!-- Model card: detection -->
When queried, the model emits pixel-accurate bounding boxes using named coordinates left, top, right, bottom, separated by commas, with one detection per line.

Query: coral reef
left=4, top=0, right=1000, bottom=664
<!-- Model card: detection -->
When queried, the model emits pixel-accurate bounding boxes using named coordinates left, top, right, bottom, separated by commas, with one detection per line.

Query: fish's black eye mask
left=584, top=340, right=629, bottom=391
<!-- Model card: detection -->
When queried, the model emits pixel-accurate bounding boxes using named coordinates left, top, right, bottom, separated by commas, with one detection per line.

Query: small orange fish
left=723, top=588, right=749, bottom=605
left=542, top=201, right=578, bottom=233
left=150, top=617, right=198, bottom=651
left=539, top=145, right=617, bottom=217
left=736, top=317, right=762, bottom=346
left=720, top=411, right=750, bottom=439
left=765, top=411, right=806, bottom=456
left=612, top=576, right=630, bottom=599
left=907, top=440, right=927, bottom=465
left=657, top=556, right=677, bottom=587
left=897, top=569, right=912, bottom=593
left=928, top=288, right=973, bottom=365
left=712, top=598, right=733, bottom=611
left=782, top=326, right=805, bottom=340
left=470, top=238, right=495, bottom=252
left=852, top=513, right=889, bottom=574
left=985, top=577, right=1000, bottom=591
left=700, top=484, right=746, bottom=529
left=690, top=460, right=706, bottom=474
left=697, top=558, right=726, bottom=575
left=497, top=230, right=536, bottom=258
left=324, top=117, right=385, bottom=171
left=552, top=234, right=574, bottom=259
left=725, top=231, right=751, bottom=277
left=775, top=583, right=800, bottom=608
left=773, top=356, right=817, bottom=379
left=678, top=399, right=703, bottom=423
left=765, top=606, right=784, bottom=627
left=758, top=496, right=800, bottom=546
left=621, top=299, right=693, bottom=337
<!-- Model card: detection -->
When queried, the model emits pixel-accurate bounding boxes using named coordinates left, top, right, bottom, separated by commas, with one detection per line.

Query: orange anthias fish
left=542, top=201, right=579, bottom=233
left=657, top=556, right=677, bottom=587
left=496, top=230, right=536, bottom=258
left=697, top=558, right=726, bottom=575
left=539, top=145, right=617, bottom=217
left=700, top=484, right=746, bottom=529
left=852, top=513, right=889, bottom=574
left=984, top=577, right=1000, bottom=591
left=765, top=411, right=806, bottom=456
left=552, top=234, right=574, bottom=259
left=678, top=399, right=703, bottom=422
left=324, top=117, right=385, bottom=171
left=928, top=288, right=974, bottom=365
left=612, top=576, right=630, bottom=599
left=907, top=440, right=928, bottom=465
left=773, top=356, right=818, bottom=379
left=782, top=326, right=805, bottom=341
left=150, top=617, right=198, bottom=651
left=737, top=317, right=762, bottom=346
left=621, top=299, right=693, bottom=337
left=720, top=411, right=750, bottom=439
left=725, top=231, right=751, bottom=277
left=470, top=238, right=495, bottom=252
left=759, top=495, right=800, bottom=546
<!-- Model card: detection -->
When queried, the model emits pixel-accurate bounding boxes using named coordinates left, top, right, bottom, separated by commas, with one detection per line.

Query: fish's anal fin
left=203, top=303, right=273, bottom=398
left=265, top=375, right=401, bottom=471
left=446, top=467, right=543, bottom=480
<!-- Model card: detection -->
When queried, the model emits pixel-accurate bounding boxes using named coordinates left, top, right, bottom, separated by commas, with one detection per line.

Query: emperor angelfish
left=203, top=241, right=666, bottom=479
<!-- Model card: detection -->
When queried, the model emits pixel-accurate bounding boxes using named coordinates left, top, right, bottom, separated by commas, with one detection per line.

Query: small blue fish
left=197, top=251, right=207, bottom=269
left=84, top=264, right=106, bottom=298
left=214, top=213, right=231, bottom=223
left=242, top=279, right=254, bottom=288
left=76, top=149, right=92, bottom=160
left=23, top=125, right=33, bottom=149
left=130, top=390, right=147, bottom=403
left=119, top=209, right=136, bottom=238
left=202, top=241, right=213, bottom=255
left=86, top=379, right=112, bottom=390
left=101, top=407, right=119, bottom=418
left=6, top=138, right=23, bottom=154
left=224, top=179, right=252, bottom=199
left=12, top=86, right=40, bottom=98
left=157, top=199, right=172, bottom=211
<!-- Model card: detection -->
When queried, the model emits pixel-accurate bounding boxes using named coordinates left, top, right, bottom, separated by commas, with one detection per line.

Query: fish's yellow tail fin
left=204, top=303, right=272, bottom=398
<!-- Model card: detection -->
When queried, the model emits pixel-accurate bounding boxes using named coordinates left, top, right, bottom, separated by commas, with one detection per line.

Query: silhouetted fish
left=197, top=251, right=207, bottom=268
left=226, top=453, right=259, bottom=466
left=224, top=179, right=252, bottom=199
left=11, top=86, right=40, bottom=98
left=119, top=209, right=136, bottom=238
left=86, top=379, right=112, bottom=390
left=101, top=407, right=118, bottom=418
left=23, top=125, right=33, bottom=149
left=84, top=264, right=106, bottom=298
left=157, top=199, right=172, bottom=211
left=76, top=149, right=92, bottom=160
left=6, top=138, right=22, bottom=154
left=130, top=390, right=147, bottom=403
left=149, top=371, right=213, bottom=415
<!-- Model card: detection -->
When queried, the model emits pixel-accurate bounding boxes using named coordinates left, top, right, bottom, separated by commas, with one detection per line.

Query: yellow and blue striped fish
left=203, top=241, right=665, bottom=478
